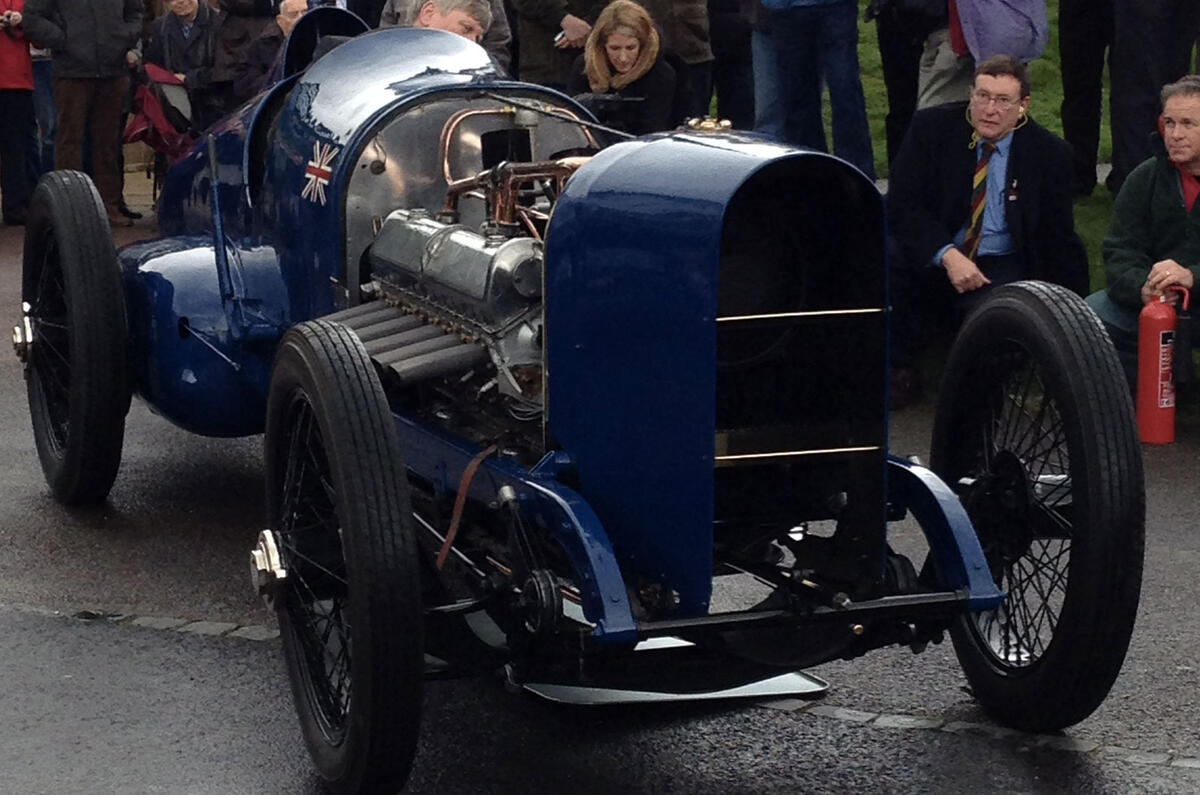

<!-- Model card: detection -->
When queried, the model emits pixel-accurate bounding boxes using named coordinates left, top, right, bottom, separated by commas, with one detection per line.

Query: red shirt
left=948, top=0, right=969, bottom=58
left=1177, top=165, right=1200, bottom=213
left=0, top=0, right=33, bottom=91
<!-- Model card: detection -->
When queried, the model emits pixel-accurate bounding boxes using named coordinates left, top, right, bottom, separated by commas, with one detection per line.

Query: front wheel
left=266, top=320, right=424, bottom=794
left=931, top=281, right=1144, bottom=732
left=21, top=171, right=130, bottom=504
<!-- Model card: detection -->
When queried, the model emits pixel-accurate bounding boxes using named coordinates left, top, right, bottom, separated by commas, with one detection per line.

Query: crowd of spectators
left=2, top=0, right=1200, bottom=408
left=0, top=1, right=1189, bottom=208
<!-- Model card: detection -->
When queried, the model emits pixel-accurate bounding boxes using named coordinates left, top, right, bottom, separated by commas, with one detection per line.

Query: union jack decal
left=301, top=141, right=339, bottom=206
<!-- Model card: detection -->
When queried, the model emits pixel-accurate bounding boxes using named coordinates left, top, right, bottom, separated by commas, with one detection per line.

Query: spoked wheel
left=19, top=171, right=130, bottom=504
left=931, top=281, right=1144, bottom=732
left=265, top=320, right=423, bottom=794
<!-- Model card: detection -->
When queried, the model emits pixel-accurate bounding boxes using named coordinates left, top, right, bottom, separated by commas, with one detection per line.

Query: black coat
left=641, top=0, right=713, bottom=65
left=231, top=20, right=281, bottom=106
left=567, top=55, right=678, bottom=136
left=887, top=102, right=1089, bottom=296
left=508, top=0, right=602, bottom=87
left=23, top=0, right=141, bottom=78
left=144, top=2, right=221, bottom=91
left=210, top=0, right=273, bottom=85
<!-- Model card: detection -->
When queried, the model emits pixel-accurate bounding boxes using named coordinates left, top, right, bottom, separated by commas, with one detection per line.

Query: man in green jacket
left=1087, top=74, right=1200, bottom=390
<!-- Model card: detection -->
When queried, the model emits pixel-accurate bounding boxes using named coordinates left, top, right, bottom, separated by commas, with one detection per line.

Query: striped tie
left=962, top=142, right=995, bottom=260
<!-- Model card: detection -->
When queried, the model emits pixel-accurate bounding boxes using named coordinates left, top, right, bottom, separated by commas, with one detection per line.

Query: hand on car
left=557, top=14, right=590, bottom=48
left=1144, top=257, right=1195, bottom=300
left=942, top=247, right=991, bottom=293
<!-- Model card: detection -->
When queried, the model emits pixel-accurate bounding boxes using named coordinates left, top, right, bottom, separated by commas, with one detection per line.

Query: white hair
left=407, top=0, right=491, bottom=28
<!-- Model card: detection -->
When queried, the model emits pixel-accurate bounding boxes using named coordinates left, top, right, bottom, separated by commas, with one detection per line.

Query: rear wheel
left=21, top=171, right=130, bottom=504
left=931, top=281, right=1144, bottom=732
left=266, top=320, right=423, bottom=794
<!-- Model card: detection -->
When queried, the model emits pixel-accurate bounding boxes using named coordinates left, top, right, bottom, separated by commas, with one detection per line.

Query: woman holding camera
left=567, top=0, right=677, bottom=135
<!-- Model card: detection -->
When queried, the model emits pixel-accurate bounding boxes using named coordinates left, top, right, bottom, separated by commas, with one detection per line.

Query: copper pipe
left=439, top=102, right=600, bottom=185
left=441, top=158, right=591, bottom=225
left=515, top=209, right=542, bottom=240
left=439, top=107, right=515, bottom=184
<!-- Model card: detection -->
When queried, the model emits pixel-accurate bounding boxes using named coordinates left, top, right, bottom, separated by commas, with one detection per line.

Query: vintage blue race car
left=15, top=12, right=1146, bottom=794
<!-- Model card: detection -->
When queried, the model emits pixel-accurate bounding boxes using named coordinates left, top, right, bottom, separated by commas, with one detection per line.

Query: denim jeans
left=770, top=0, right=876, bottom=179
left=27, top=59, right=55, bottom=185
left=752, top=30, right=785, bottom=139
left=1, top=90, right=34, bottom=221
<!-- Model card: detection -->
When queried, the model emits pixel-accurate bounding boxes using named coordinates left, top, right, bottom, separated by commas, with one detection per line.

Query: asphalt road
left=1, top=181, right=1200, bottom=794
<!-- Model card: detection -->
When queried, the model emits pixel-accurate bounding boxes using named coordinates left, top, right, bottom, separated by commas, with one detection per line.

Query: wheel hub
left=963, top=450, right=1035, bottom=568
left=12, top=302, right=32, bottom=364
left=250, top=529, right=288, bottom=604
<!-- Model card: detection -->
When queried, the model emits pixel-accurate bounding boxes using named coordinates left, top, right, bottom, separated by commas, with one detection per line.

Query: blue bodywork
left=121, top=27, right=503, bottom=433
left=115, top=18, right=1002, bottom=647
left=546, top=135, right=729, bottom=616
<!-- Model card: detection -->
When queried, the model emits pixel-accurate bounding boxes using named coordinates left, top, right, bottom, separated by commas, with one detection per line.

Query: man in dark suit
left=231, top=0, right=303, bottom=105
left=144, top=0, right=223, bottom=129
left=887, top=54, right=1088, bottom=407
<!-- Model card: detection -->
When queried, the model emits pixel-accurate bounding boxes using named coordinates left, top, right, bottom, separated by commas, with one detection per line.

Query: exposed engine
left=333, top=158, right=588, bottom=456
left=369, top=208, right=544, bottom=406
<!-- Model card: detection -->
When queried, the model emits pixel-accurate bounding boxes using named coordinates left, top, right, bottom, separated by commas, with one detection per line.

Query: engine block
left=367, top=209, right=545, bottom=405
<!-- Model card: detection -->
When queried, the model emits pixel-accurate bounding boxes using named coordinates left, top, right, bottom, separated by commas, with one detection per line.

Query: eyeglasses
left=970, top=89, right=1021, bottom=110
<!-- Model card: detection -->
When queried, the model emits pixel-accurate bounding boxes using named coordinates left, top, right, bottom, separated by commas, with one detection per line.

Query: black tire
left=22, top=170, right=130, bottom=504
left=266, top=320, right=423, bottom=794
left=930, top=281, right=1144, bottom=732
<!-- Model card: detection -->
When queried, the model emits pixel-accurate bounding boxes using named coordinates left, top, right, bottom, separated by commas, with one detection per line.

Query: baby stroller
left=123, top=63, right=197, bottom=197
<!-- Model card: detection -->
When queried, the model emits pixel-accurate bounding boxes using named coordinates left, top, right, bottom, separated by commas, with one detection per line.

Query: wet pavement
left=0, top=172, right=1199, bottom=793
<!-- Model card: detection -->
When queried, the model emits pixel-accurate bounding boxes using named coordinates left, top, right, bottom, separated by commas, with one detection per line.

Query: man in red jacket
left=0, top=0, right=34, bottom=225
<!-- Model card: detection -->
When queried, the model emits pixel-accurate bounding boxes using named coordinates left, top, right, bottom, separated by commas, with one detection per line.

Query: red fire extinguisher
left=1137, top=286, right=1191, bottom=444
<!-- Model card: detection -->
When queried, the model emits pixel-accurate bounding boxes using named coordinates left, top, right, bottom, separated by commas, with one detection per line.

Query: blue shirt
left=932, top=132, right=1016, bottom=265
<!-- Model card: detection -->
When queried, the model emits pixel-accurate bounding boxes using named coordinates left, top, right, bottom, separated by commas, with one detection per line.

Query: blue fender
left=887, top=456, right=1005, bottom=611
left=119, top=238, right=287, bottom=436
left=393, top=416, right=638, bottom=645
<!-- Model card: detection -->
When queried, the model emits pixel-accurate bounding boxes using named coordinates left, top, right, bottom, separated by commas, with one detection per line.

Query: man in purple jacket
left=916, top=0, right=1046, bottom=110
